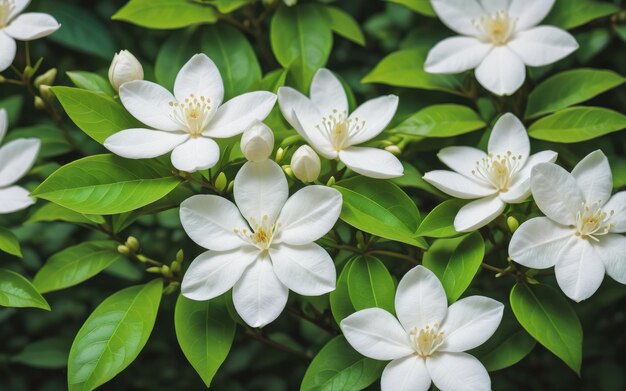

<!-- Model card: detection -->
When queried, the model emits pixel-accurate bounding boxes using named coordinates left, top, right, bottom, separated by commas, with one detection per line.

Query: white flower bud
left=108, top=50, right=144, bottom=92
left=241, top=121, right=274, bottom=162
left=291, top=145, right=321, bottom=183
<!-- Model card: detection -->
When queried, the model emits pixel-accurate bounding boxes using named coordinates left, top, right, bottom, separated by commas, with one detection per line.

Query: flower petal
left=531, top=163, right=584, bottom=226
left=274, top=185, right=342, bottom=245
left=437, top=146, right=487, bottom=179
left=292, top=106, right=338, bottom=159
left=479, top=0, right=511, bottom=13
left=500, top=150, right=558, bottom=203
left=234, top=160, right=288, bottom=228
left=0, top=109, right=8, bottom=145
left=423, top=171, right=497, bottom=199
left=179, top=194, right=249, bottom=251
left=426, top=352, right=491, bottom=391
left=8, top=0, right=31, bottom=20
left=0, top=138, right=40, bottom=187
left=270, top=243, right=336, bottom=296
left=554, top=237, right=605, bottom=302
left=475, top=46, right=526, bottom=96
left=0, top=185, right=35, bottom=214
left=119, top=80, right=181, bottom=131
left=232, top=254, right=289, bottom=327
left=0, top=32, right=16, bottom=72
left=103, top=128, right=188, bottom=160
left=396, top=265, right=448, bottom=332
left=488, top=113, right=530, bottom=163
left=277, top=86, right=310, bottom=133
left=509, top=0, right=555, bottom=31
left=340, top=308, right=414, bottom=360
left=425, top=36, right=492, bottom=74
left=507, top=26, right=578, bottom=67
left=170, top=137, right=220, bottom=172
left=339, top=147, right=404, bottom=179
left=454, top=195, right=506, bottom=232
left=430, top=0, right=486, bottom=36
left=604, top=192, right=626, bottom=233
left=598, top=234, right=626, bottom=284
left=571, top=150, right=613, bottom=205
left=509, top=217, right=574, bottom=269
left=381, top=356, right=432, bottom=391
left=203, top=91, right=277, bottom=138
left=181, top=247, right=258, bottom=301
left=4, top=13, right=60, bottom=41
left=439, top=296, right=503, bottom=352
left=173, top=53, right=224, bottom=108
left=347, top=95, right=399, bottom=145
left=310, top=68, right=348, bottom=117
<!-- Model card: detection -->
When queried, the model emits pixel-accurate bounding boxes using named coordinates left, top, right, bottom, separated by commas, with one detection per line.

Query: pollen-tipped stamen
left=575, top=201, right=614, bottom=241
left=169, top=94, right=212, bottom=137
left=471, top=151, right=523, bottom=191
left=409, top=324, right=445, bottom=358
left=473, top=10, right=517, bottom=46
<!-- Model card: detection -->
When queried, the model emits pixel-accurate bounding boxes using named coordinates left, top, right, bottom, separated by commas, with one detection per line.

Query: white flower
left=240, top=121, right=274, bottom=162
left=277, top=68, right=403, bottom=179
left=425, top=0, right=578, bottom=96
left=104, top=54, right=277, bottom=173
left=341, top=265, right=503, bottom=391
left=423, top=113, right=557, bottom=232
left=0, top=0, right=60, bottom=72
left=0, top=109, right=40, bottom=213
left=510, top=150, right=626, bottom=302
left=291, top=145, right=321, bottom=183
left=108, top=50, right=144, bottom=92
left=179, top=159, right=342, bottom=327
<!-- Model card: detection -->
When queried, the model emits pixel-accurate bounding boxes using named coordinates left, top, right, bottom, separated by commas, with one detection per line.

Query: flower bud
left=117, top=245, right=131, bottom=256
left=176, top=249, right=185, bottom=263
left=108, top=50, right=144, bottom=92
left=34, top=68, right=57, bottom=89
left=241, top=121, right=274, bottom=162
left=125, top=236, right=140, bottom=252
left=39, top=85, right=55, bottom=103
left=385, top=145, right=402, bottom=156
left=215, top=172, right=227, bottom=192
left=275, top=147, right=286, bottom=163
left=507, top=216, right=519, bottom=233
left=291, top=145, right=321, bottom=183
left=34, top=96, right=45, bottom=110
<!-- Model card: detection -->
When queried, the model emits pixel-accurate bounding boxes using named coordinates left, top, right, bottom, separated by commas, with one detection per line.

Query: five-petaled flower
left=510, top=150, right=626, bottom=302
left=179, top=158, right=342, bottom=327
left=341, top=265, right=503, bottom=391
left=104, top=54, right=277, bottom=173
left=277, top=68, right=403, bottom=179
left=425, top=0, right=578, bottom=96
left=423, top=113, right=557, bottom=232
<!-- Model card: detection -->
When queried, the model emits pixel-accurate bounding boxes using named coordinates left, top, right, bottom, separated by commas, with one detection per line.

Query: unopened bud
left=176, top=249, right=184, bottom=263
left=171, top=261, right=181, bottom=274
left=125, top=236, right=140, bottom=252
left=275, top=147, right=286, bottom=163
left=326, top=176, right=335, bottom=187
left=215, top=172, right=227, bottom=192
left=0, top=75, right=5, bottom=83
left=384, top=145, right=401, bottom=156
left=226, top=180, right=234, bottom=193
left=241, top=121, right=274, bottom=162
left=137, top=254, right=149, bottom=263
left=146, top=266, right=161, bottom=273
left=507, top=216, right=519, bottom=233
left=34, top=68, right=57, bottom=88
left=34, top=96, right=45, bottom=110
left=282, top=165, right=294, bottom=179
left=291, top=145, right=321, bottom=183
left=283, top=0, right=297, bottom=6
left=356, top=231, right=365, bottom=246
left=117, top=245, right=131, bottom=256
left=163, top=282, right=180, bottom=295
left=161, top=265, right=172, bottom=277
left=108, top=50, right=144, bottom=92
left=39, top=85, right=55, bottom=103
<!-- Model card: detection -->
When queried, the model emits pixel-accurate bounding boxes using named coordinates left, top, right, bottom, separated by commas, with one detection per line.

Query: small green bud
left=146, top=266, right=161, bottom=273
left=117, top=245, right=131, bottom=256
left=384, top=145, right=402, bottom=156
left=526, top=276, right=539, bottom=284
left=34, top=96, right=45, bottom=110
left=161, top=265, right=172, bottom=277
left=171, top=261, right=181, bottom=274
left=137, top=254, right=150, bottom=263
left=215, top=172, right=227, bottom=192
left=226, top=180, right=234, bottom=193
left=34, top=68, right=57, bottom=88
left=163, top=283, right=179, bottom=295
left=507, top=216, right=520, bottom=233
left=23, top=65, right=36, bottom=79
left=282, top=165, right=294, bottom=179
left=326, top=176, right=336, bottom=187
left=355, top=231, right=365, bottom=246
left=125, top=236, right=140, bottom=252
left=0, top=75, right=5, bottom=83
left=176, top=249, right=184, bottom=263
left=39, top=85, right=55, bottom=103
left=275, top=147, right=286, bottom=163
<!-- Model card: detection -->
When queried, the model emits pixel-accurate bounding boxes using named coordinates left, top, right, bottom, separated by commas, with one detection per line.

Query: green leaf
left=32, top=154, right=182, bottom=215
left=330, top=258, right=357, bottom=326
left=347, top=256, right=395, bottom=313
left=112, top=0, right=218, bottom=29
left=67, top=280, right=163, bottom=391
left=67, top=71, right=116, bottom=96
left=0, top=269, right=50, bottom=310
left=155, top=28, right=199, bottom=90
left=51, top=87, right=141, bottom=144
left=324, top=6, right=365, bottom=46
left=391, top=104, right=486, bottom=137
left=526, top=69, right=625, bottom=119
left=33, top=241, right=126, bottom=294
left=300, top=336, right=385, bottom=391
left=174, top=294, right=236, bottom=387
left=387, top=0, right=435, bottom=16
left=0, top=227, right=22, bottom=258
left=26, top=203, right=104, bottom=225
left=0, top=95, right=24, bottom=126
left=416, top=199, right=467, bottom=238
left=391, top=162, right=443, bottom=196
left=510, top=283, right=582, bottom=374
left=528, top=106, right=626, bottom=143
left=544, top=0, right=619, bottom=30
left=3, top=124, right=72, bottom=159
left=12, top=338, right=70, bottom=369
left=214, top=0, right=252, bottom=13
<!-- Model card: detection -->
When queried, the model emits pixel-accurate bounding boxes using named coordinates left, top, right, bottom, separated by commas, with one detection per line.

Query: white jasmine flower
left=278, top=68, right=403, bottom=179
left=291, top=145, right=321, bottom=183
left=341, top=265, right=503, bottom=391
left=240, top=121, right=274, bottom=162
left=0, top=109, right=40, bottom=213
left=423, top=113, right=557, bottom=232
left=425, top=0, right=578, bottom=96
left=0, top=0, right=60, bottom=72
left=179, top=159, right=342, bottom=327
left=510, top=150, right=626, bottom=302
left=104, top=54, right=277, bottom=173
left=108, top=50, right=144, bottom=92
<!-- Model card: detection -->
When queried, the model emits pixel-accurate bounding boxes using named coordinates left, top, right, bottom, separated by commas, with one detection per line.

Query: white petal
left=509, top=0, right=555, bottom=31
left=500, top=150, right=558, bottom=203
left=174, top=53, right=224, bottom=108
left=232, top=254, right=289, bottom=327
left=170, top=137, right=220, bottom=172
left=277, top=86, right=310, bottom=133
left=274, top=185, right=342, bottom=245
left=179, top=194, right=248, bottom=251
left=475, top=46, right=526, bottom=96
left=0, top=185, right=35, bottom=214
left=425, top=37, right=492, bottom=74
left=426, top=352, right=491, bottom=391
left=8, top=0, right=30, bottom=20
left=604, top=192, right=626, bottom=233
left=310, top=68, right=348, bottom=117
left=381, top=356, right=432, bottom=391
left=571, top=150, right=613, bottom=205
left=554, top=237, right=605, bottom=302
left=203, top=91, right=276, bottom=138
left=438, top=146, right=487, bottom=179
left=340, top=308, right=414, bottom=360
left=269, top=243, right=336, bottom=296
left=507, top=26, right=578, bottom=67
left=488, top=113, right=530, bottom=163
left=430, top=0, right=486, bottom=36
left=479, top=0, right=511, bottom=13
left=181, top=247, right=258, bottom=301
left=234, top=160, right=288, bottom=228
left=119, top=80, right=181, bottom=131
left=423, top=171, right=496, bottom=199
left=531, top=163, right=583, bottom=226
left=0, top=32, right=16, bottom=72
left=598, top=234, right=626, bottom=284
left=103, top=128, right=188, bottom=160
left=439, top=296, right=503, bottom=352
left=292, top=105, right=338, bottom=159
left=454, top=195, right=505, bottom=232
left=396, top=265, right=448, bottom=332
left=347, top=95, right=399, bottom=146
left=0, top=138, right=40, bottom=187
left=509, top=217, right=574, bottom=269
left=4, top=13, right=59, bottom=41
left=339, top=147, right=403, bottom=179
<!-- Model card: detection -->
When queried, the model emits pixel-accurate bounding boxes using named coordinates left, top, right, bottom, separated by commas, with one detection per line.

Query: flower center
left=315, top=109, right=365, bottom=151
left=409, top=324, right=445, bottom=358
left=474, top=10, right=517, bottom=45
left=169, top=94, right=212, bottom=137
left=0, top=0, right=15, bottom=27
left=234, top=215, right=279, bottom=251
left=472, top=151, right=522, bottom=192
left=575, top=201, right=614, bottom=241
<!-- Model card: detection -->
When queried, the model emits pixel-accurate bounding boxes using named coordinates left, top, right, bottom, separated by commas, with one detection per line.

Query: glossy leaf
left=155, top=28, right=199, bottom=90
left=112, top=0, right=218, bottom=29
left=0, top=269, right=50, bottom=310
left=0, top=227, right=22, bottom=258
left=528, top=106, right=626, bottom=142
left=544, top=0, right=619, bottom=30
left=12, top=338, right=70, bottom=369
left=4, top=125, right=72, bottom=159
left=387, top=0, right=435, bottom=16
left=416, top=199, right=467, bottom=238
left=330, top=258, right=357, bottom=326
left=347, top=256, right=395, bottom=313
left=391, top=104, right=486, bottom=138
left=67, top=71, right=116, bottom=96
left=25, top=203, right=104, bottom=225
left=324, top=6, right=365, bottom=46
